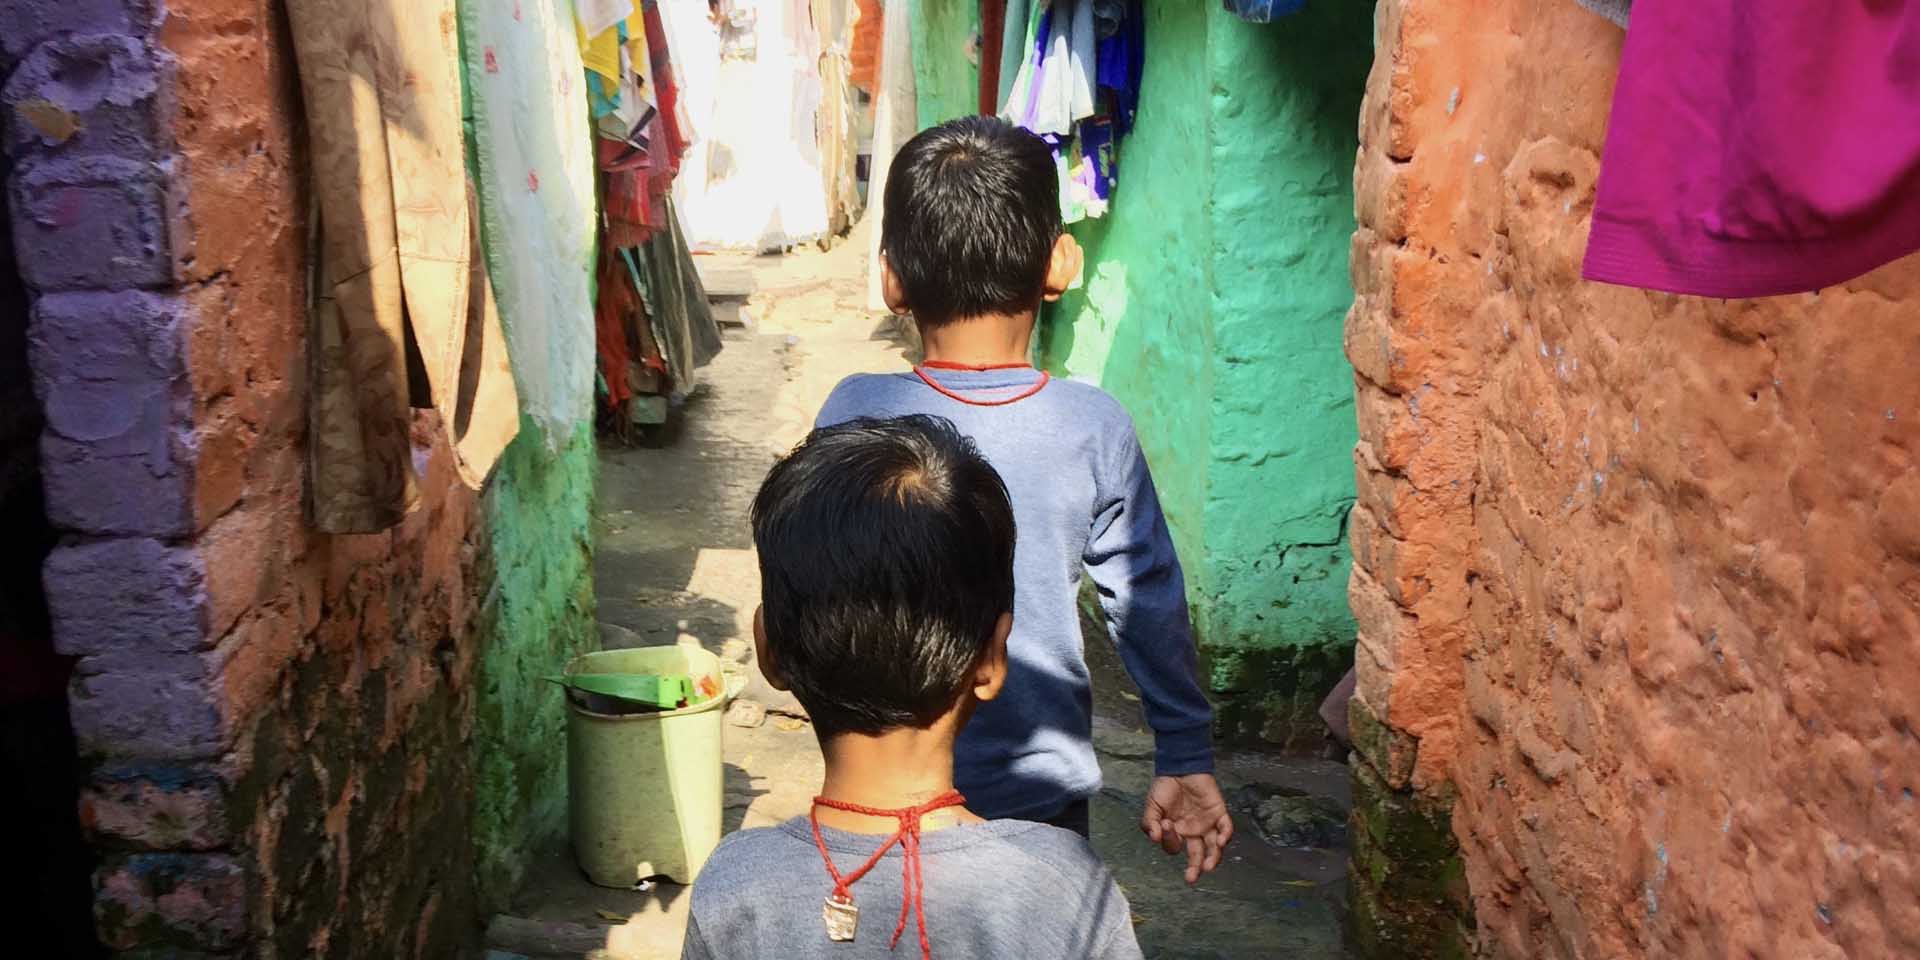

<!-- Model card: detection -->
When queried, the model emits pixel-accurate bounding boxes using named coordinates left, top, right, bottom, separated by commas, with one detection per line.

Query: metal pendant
left=823, top=893, right=859, bottom=941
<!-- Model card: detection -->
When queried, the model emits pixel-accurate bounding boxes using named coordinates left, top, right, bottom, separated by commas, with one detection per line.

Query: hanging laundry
left=584, top=23, right=627, bottom=118
left=681, top=0, right=831, bottom=250
left=659, top=0, right=720, bottom=142
left=288, top=0, right=519, bottom=532
left=1221, top=0, right=1305, bottom=22
left=815, top=0, right=864, bottom=234
left=633, top=201, right=725, bottom=399
left=577, top=0, right=636, bottom=37
left=595, top=243, right=643, bottom=412
left=999, top=0, right=1142, bottom=224
left=1096, top=0, right=1143, bottom=135
left=865, top=0, right=916, bottom=309
left=641, top=0, right=692, bottom=162
left=1583, top=0, right=1920, bottom=298
left=1003, top=0, right=1094, bottom=137
left=1573, top=0, right=1629, bottom=28
left=461, top=0, right=599, bottom=446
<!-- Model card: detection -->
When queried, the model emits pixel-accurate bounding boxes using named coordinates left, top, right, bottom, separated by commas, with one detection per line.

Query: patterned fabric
left=998, top=0, right=1142, bottom=223
left=461, top=0, right=599, bottom=446
left=288, top=0, right=519, bottom=532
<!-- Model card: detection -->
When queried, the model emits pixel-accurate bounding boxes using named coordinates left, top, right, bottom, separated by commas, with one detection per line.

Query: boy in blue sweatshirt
left=816, top=116, right=1232, bottom=883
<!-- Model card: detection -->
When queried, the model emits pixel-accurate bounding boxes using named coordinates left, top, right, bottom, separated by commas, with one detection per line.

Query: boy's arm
left=1084, top=429, right=1213, bottom=775
left=1085, top=426, right=1233, bottom=883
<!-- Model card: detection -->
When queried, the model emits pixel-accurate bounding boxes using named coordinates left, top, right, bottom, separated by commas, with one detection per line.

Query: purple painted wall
left=1, top=28, right=102, bottom=949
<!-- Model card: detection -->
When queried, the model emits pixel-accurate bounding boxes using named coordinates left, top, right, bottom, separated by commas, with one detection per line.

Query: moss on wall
left=471, top=420, right=598, bottom=912
left=909, top=0, right=981, bottom=127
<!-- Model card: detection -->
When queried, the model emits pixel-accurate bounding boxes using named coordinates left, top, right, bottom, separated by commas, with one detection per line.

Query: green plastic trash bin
left=565, top=644, right=735, bottom=886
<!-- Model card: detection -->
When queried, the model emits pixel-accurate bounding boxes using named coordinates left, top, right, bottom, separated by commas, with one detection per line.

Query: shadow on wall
left=0, top=130, right=102, bottom=958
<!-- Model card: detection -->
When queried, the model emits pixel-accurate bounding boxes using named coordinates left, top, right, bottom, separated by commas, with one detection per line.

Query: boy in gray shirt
left=683, top=416, right=1141, bottom=960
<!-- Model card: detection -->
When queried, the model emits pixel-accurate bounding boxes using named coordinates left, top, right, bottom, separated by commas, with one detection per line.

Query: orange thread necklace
left=810, top=789, right=967, bottom=959
left=913, top=360, right=1051, bottom=407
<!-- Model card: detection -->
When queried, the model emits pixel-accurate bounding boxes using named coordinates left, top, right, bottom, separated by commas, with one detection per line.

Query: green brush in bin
left=547, top=672, right=702, bottom=710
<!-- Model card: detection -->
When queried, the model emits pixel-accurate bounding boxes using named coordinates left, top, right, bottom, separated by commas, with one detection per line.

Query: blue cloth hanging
left=1223, top=0, right=1307, bottom=22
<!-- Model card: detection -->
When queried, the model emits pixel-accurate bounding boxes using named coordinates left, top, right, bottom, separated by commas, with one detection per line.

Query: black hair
left=750, top=415, right=1017, bottom=738
left=881, top=116, right=1063, bottom=326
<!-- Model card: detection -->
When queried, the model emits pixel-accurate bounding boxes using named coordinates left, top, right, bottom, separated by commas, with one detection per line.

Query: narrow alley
left=482, top=231, right=1353, bottom=960
left=6, top=2, right=1919, bottom=959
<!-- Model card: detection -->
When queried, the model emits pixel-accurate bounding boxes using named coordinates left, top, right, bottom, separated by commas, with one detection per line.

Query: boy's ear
left=753, top=605, right=790, bottom=692
left=880, top=252, right=911, bottom=316
left=1040, top=234, right=1083, bottom=302
left=971, top=612, right=1013, bottom=703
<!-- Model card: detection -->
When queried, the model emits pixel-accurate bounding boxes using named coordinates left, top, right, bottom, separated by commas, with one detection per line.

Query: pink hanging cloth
left=1583, top=2, right=1920, bottom=298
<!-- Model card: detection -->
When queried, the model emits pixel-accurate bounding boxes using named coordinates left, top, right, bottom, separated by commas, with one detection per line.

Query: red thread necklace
left=913, top=360, right=1051, bottom=407
left=810, top=789, right=967, bottom=960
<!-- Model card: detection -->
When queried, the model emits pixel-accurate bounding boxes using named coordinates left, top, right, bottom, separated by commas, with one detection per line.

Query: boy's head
left=750, top=415, right=1016, bottom=739
left=880, top=116, right=1081, bottom=326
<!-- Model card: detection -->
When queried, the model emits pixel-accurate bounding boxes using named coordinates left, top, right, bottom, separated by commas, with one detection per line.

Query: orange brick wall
left=13, top=2, right=489, bottom=953
left=1349, top=2, right=1920, bottom=956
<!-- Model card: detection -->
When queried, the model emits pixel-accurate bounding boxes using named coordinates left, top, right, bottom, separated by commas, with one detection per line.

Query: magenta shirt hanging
left=1583, top=2, right=1920, bottom=298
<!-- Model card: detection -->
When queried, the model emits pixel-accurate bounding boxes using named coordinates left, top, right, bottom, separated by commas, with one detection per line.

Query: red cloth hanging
left=595, top=245, right=639, bottom=410
left=642, top=0, right=688, bottom=165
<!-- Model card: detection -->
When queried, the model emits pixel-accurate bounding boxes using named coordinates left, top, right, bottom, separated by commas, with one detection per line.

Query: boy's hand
left=1141, top=773, right=1233, bottom=885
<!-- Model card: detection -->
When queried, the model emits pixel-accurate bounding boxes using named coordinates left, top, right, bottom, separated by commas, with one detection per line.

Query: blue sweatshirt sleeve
left=1083, top=426, right=1215, bottom=776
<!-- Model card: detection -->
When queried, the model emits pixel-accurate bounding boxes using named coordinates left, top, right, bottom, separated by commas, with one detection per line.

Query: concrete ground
left=485, top=225, right=1353, bottom=960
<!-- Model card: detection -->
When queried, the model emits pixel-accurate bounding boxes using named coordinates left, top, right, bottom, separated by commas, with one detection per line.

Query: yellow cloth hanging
left=580, top=22, right=623, bottom=82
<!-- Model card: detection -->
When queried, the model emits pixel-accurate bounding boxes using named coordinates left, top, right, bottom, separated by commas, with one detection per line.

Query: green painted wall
left=912, top=0, right=1371, bottom=747
left=472, top=420, right=598, bottom=911
left=909, top=0, right=981, bottom=127
left=1195, top=4, right=1370, bottom=744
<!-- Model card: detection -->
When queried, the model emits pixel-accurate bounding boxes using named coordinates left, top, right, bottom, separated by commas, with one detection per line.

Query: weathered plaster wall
left=1348, top=1, right=1920, bottom=956
left=1197, top=3, right=1368, bottom=746
left=908, top=0, right=979, bottom=129
left=3, top=0, right=595, bottom=952
left=1032, top=1, right=1369, bottom=748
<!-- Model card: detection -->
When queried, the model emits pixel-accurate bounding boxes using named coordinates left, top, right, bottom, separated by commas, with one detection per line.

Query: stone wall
left=1347, top=1, right=1920, bottom=956
left=3, top=0, right=595, bottom=953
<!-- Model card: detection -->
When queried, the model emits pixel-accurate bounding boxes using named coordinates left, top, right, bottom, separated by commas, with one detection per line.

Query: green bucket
left=565, top=644, right=737, bottom=886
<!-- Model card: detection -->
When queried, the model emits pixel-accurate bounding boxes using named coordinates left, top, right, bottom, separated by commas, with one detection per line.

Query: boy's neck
left=815, top=726, right=981, bottom=835
left=916, top=310, right=1037, bottom=368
